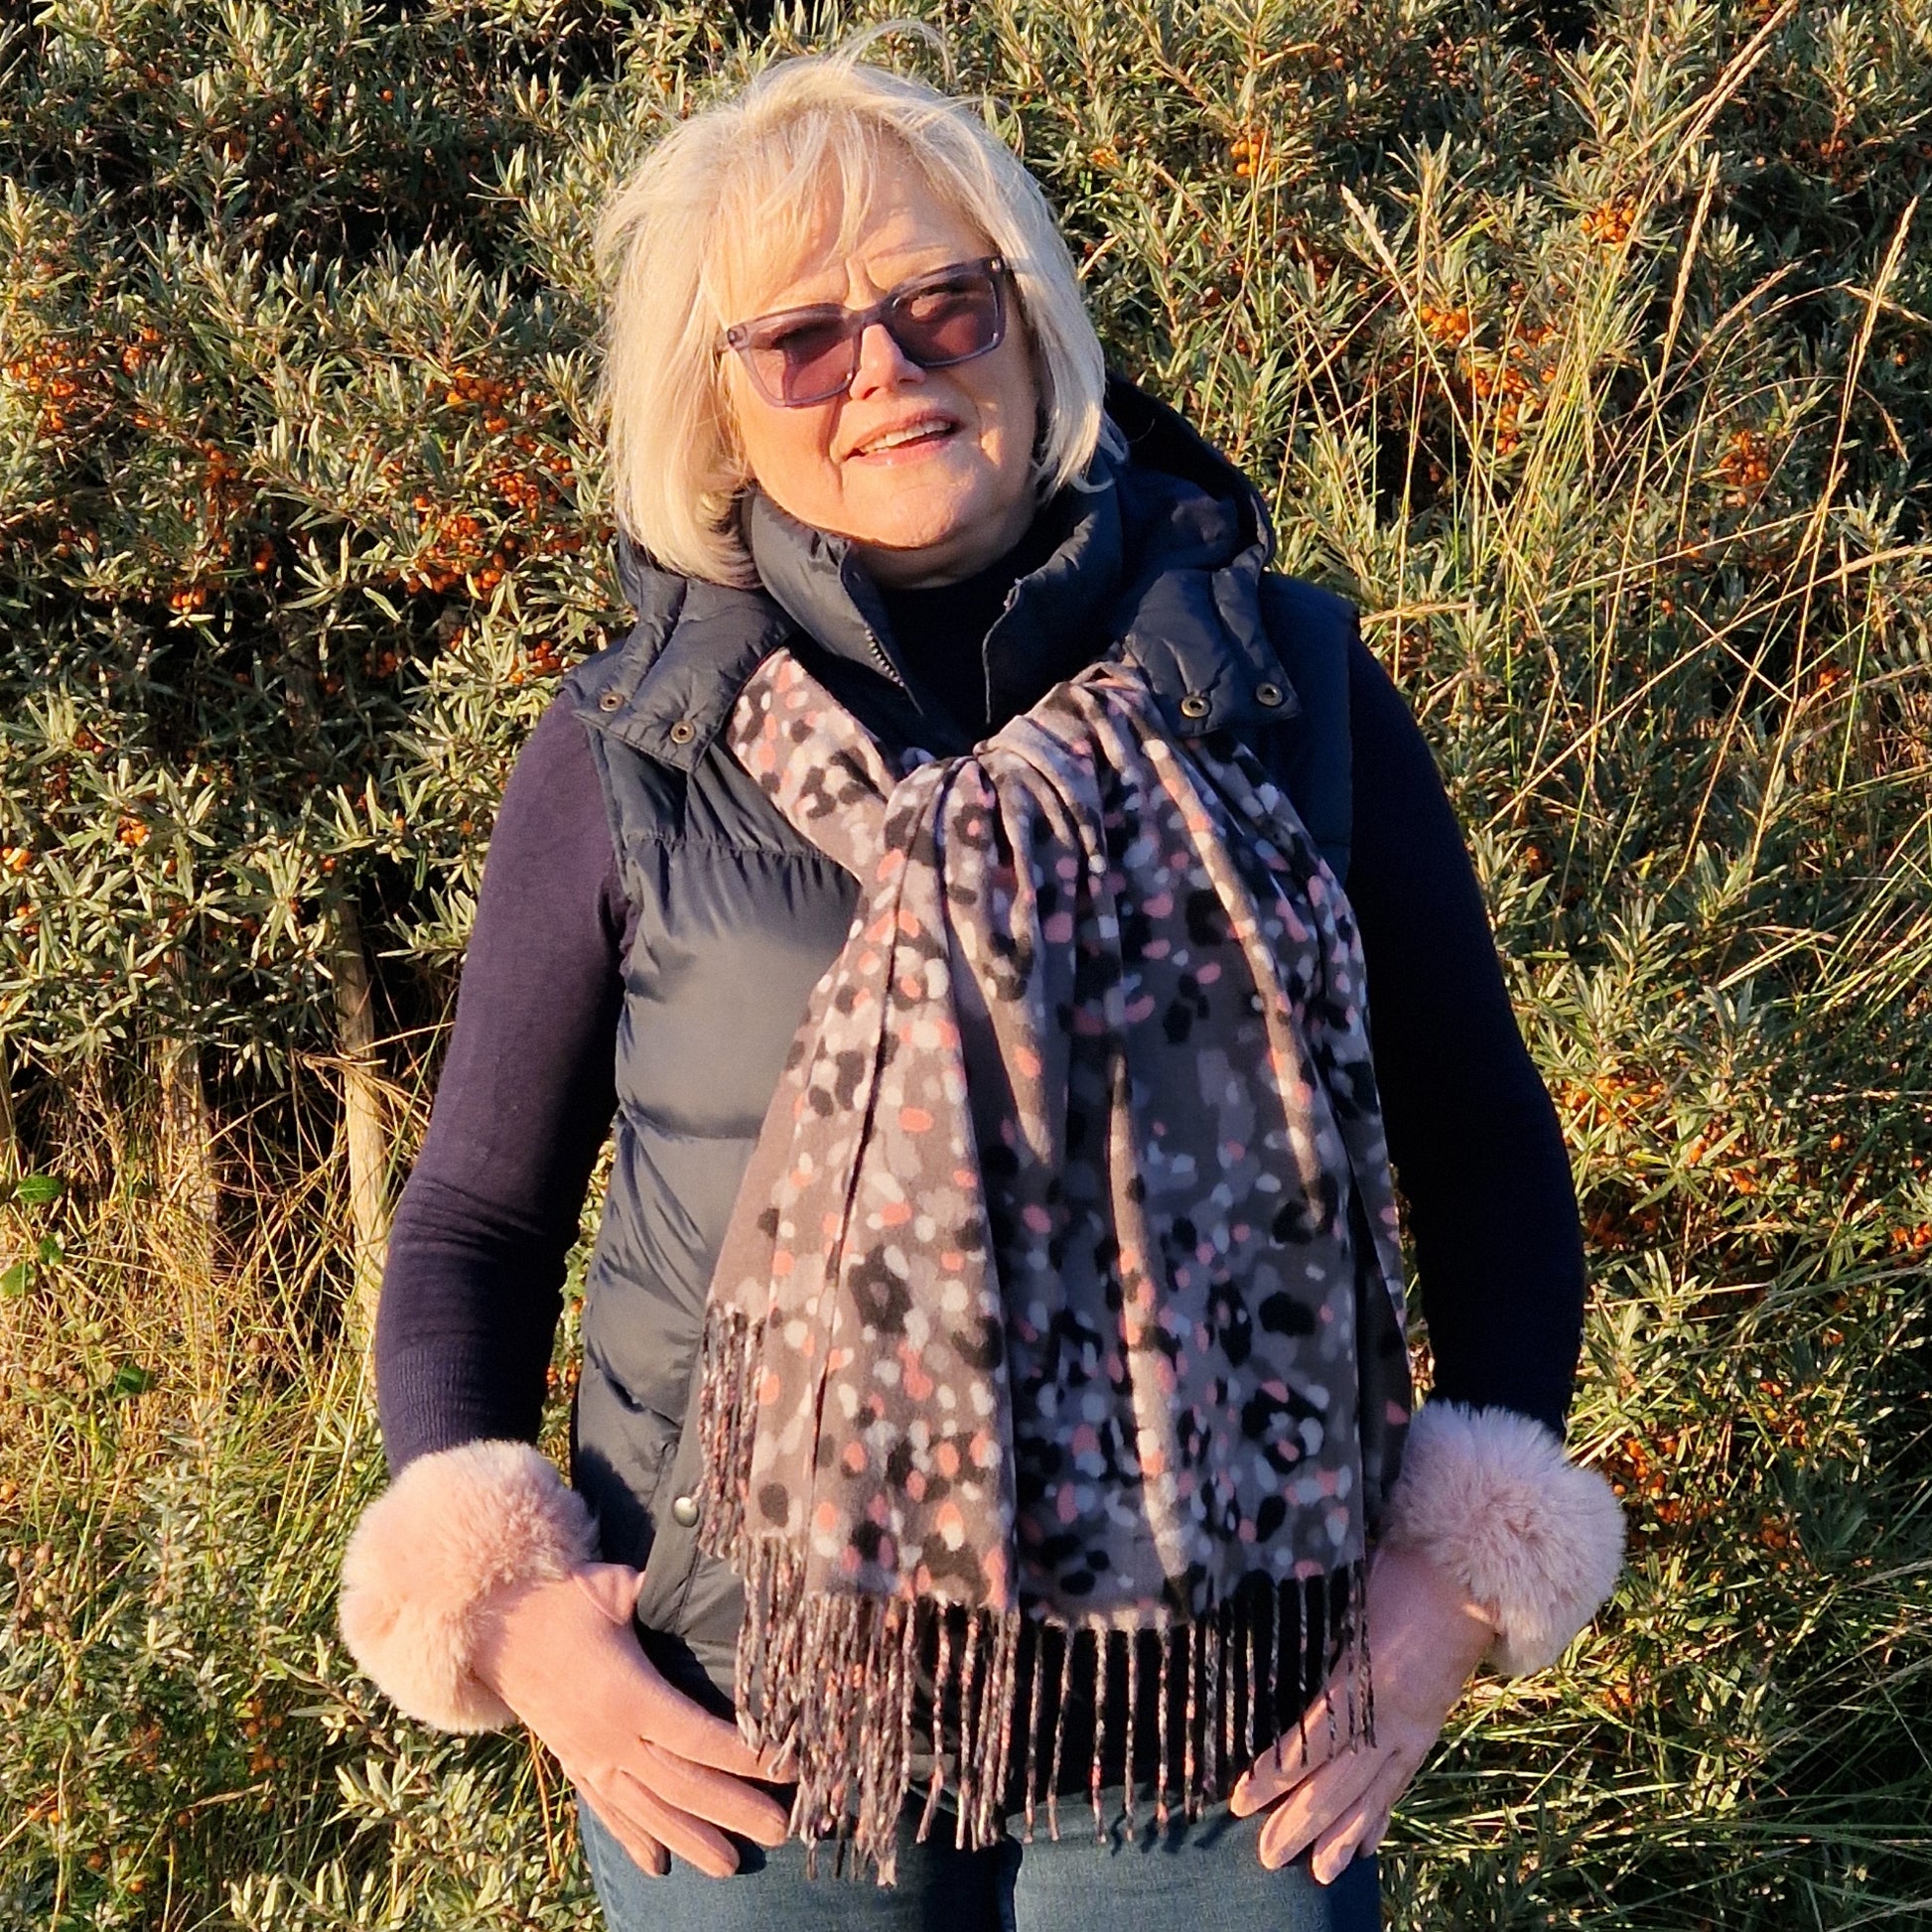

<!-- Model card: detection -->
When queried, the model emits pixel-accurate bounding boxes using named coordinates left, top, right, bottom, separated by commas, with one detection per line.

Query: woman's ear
left=1031, top=377, right=1054, bottom=485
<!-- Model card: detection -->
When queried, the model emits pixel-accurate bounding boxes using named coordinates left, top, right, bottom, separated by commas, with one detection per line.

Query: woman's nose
left=849, top=319, right=923, bottom=398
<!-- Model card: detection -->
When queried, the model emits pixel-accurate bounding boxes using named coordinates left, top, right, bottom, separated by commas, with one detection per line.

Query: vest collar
left=579, top=381, right=1301, bottom=771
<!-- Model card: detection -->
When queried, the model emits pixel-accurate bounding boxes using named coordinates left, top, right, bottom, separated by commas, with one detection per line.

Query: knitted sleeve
left=1339, top=639, right=1618, bottom=1667
left=373, top=698, right=630, bottom=1471
left=1342, top=635, right=1587, bottom=1439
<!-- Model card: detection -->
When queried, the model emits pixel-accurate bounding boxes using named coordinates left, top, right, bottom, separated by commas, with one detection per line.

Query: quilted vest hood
left=559, top=380, right=1358, bottom=1705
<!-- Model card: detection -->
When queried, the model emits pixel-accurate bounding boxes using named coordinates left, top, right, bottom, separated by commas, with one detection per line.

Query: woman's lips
left=846, top=416, right=960, bottom=461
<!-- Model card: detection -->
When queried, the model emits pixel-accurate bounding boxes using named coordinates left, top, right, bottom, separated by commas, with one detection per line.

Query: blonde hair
left=595, top=44, right=1113, bottom=587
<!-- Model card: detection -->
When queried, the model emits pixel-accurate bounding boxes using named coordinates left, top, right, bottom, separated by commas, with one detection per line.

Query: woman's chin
left=840, top=483, right=1030, bottom=583
left=851, top=513, right=975, bottom=559
left=843, top=473, right=984, bottom=538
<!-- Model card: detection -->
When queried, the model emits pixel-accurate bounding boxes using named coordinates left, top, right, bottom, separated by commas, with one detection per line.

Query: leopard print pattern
left=705, top=648, right=1410, bottom=1626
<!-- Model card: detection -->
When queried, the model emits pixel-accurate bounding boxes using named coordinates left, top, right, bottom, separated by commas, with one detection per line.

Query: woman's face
left=721, top=167, right=1040, bottom=589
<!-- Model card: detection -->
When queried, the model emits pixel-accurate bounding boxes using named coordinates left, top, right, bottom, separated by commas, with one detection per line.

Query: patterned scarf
left=696, top=648, right=1411, bottom=1879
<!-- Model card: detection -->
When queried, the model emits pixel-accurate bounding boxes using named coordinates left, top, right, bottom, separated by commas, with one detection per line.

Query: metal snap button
left=1255, top=681, right=1285, bottom=707
left=1178, top=693, right=1211, bottom=720
left=669, top=1493, right=700, bottom=1528
left=598, top=689, right=623, bottom=712
left=667, top=719, right=696, bottom=746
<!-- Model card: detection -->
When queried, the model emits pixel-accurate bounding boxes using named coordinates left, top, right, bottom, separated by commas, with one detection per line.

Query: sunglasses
left=722, top=256, right=1010, bottom=408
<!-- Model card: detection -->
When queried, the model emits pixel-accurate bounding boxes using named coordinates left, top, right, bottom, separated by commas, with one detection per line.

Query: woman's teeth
left=859, top=422, right=951, bottom=453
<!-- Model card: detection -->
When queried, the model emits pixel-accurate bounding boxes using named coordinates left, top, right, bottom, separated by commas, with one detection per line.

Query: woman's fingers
left=1255, top=1741, right=1384, bottom=1870
left=1321, top=1783, right=1399, bottom=1878
left=1262, top=1749, right=1409, bottom=1875
left=635, top=1673, right=781, bottom=1781
left=578, top=1779, right=668, bottom=1878
left=607, top=1767, right=744, bottom=1878
left=1308, top=1761, right=1405, bottom=1884
left=634, top=1737, right=790, bottom=1845
left=1237, top=1543, right=1494, bottom=1874
left=1230, top=1692, right=1346, bottom=1815
left=1310, top=1817, right=1370, bottom=1889
left=587, top=1760, right=743, bottom=1880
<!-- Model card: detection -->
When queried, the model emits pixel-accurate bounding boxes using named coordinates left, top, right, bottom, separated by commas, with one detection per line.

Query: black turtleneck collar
left=867, top=492, right=1081, bottom=740
left=744, top=466, right=1129, bottom=757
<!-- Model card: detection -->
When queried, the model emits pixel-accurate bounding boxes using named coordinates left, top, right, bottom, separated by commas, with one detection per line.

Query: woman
left=339, top=47, right=1622, bottom=1932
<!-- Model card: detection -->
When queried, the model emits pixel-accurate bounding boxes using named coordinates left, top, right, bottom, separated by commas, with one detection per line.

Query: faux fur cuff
left=1381, top=1402, right=1624, bottom=1675
left=339, top=1440, right=597, bottom=1731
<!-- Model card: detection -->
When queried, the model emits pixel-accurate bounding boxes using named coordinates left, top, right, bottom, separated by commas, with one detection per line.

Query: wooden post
left=332, top=898, right=392, bottom=1345
left=275, top=633, right=392, bottom=1344
left=154, top=1017, right=221, bottom=1386
left=159, top=1033, right=219, bottom=1237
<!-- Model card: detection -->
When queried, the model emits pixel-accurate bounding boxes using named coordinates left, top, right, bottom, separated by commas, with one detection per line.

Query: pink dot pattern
left=700, top=646, right=1411, bottom=1627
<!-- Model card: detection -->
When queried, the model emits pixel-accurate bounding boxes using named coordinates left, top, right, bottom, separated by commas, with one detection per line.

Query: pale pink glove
left=1229, top=1545, right=1495, bottom=1882
left=472, top=1561, right=789, bottom=1878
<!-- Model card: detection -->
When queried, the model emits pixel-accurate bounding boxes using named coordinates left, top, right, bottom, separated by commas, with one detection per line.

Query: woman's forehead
left=715, top=161, right=989, bottom=318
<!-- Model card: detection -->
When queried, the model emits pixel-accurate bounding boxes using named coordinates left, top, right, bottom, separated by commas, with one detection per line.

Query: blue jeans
left=579, top=1793, right=1379, bottom=1931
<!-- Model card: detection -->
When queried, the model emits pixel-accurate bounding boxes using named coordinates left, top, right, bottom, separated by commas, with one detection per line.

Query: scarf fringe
left=697, top=1306, right=1375, bottom=1884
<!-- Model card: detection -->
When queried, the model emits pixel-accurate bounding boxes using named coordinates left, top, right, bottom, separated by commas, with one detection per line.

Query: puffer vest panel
left=568, top=732, right=858, bottom=1696
left=565, top=577, right=1357, bottom=1707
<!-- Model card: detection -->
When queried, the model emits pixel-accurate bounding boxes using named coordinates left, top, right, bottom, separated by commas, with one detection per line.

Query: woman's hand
left=1229, top=1545, right=1496, bottom=1882
left=472, top=1561, right=789, bottom=1879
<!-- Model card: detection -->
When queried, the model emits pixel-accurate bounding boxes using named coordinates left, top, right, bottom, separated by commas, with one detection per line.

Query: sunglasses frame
left=721, top=255, right=1010, bottom=408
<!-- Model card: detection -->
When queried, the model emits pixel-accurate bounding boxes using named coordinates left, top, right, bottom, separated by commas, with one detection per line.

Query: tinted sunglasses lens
left=890, top=272, right=1003, bottom=367
left=734, top=265, right=1005, bottom=406
left=746, top=314, right=859, bottom=406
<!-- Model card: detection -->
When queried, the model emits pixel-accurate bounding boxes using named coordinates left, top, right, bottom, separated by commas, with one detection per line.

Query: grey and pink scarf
left=696, top=648, right=1411, bottom=1878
